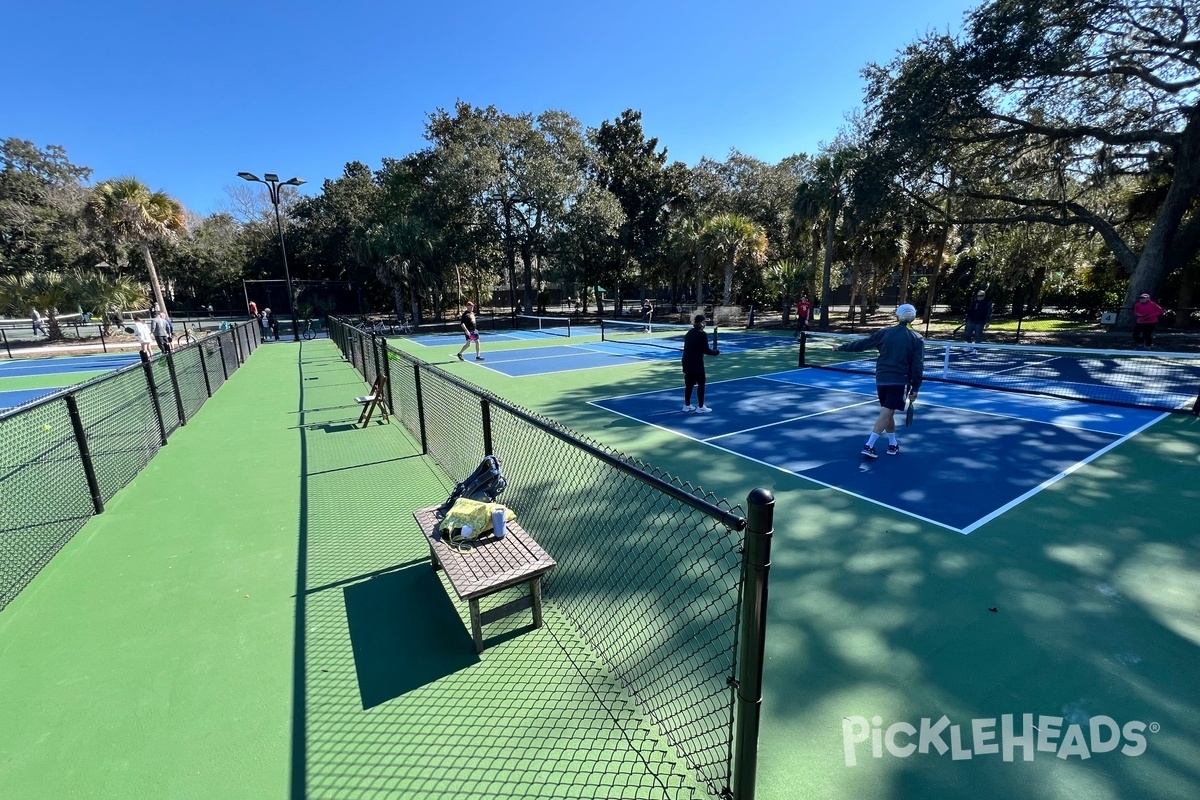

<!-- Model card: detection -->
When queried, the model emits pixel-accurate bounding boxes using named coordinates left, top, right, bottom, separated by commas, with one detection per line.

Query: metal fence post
left=1, top=329, right=9, bottom=358
left=198, top=340, right=213, bottom=397
left=98, top=324, right=108, bottom=353
left=217, top=334, right=229, bottom=381
left=164, top=349, right=187, bottom=427
left=65, top=394, right=104, bottom=515
left=413, top=362, right=428, bottom=454
left=481, top=398, right=493, bottom=456
left=382, top=340, right=395, bottom=416
left=140, top=351, right=168, bottom=446
left=732, top=487, right=774, bottom=800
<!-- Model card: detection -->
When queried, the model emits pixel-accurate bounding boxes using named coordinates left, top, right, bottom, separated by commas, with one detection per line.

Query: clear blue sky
left=3, top=0, right=977, bottom=216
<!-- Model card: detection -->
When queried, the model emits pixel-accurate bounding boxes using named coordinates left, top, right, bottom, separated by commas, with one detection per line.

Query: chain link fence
left=330, top=317, right=766, bottom=799
left=0, top=321, right=262, bottom=613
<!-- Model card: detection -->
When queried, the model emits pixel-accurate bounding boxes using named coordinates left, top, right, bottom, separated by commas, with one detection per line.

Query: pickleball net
left=601, top=318, right=710, bottom=351
left=800, top=330, right=1200, bottom=413
left=513, top=314, right=572, bottom=337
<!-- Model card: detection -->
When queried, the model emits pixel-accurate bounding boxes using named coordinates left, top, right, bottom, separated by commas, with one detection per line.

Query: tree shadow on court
left=532, top=362, right=1200, bottom=800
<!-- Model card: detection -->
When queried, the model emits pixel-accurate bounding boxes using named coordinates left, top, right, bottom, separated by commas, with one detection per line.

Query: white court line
left=703, top=398, right=878, bottom=442
left=960, top=412, right=1168, bottom=533
left=589, top=372, right=1170, bottom=534
left=587, top=399, right=963, bottom=534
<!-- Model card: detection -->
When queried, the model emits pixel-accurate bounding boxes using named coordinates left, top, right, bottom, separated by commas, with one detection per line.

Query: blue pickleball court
left=591, top=369, right=1165, bottom=533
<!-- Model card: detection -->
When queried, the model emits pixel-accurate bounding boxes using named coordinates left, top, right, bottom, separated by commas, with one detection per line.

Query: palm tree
left=793, top=148, right=857, bottom=329
left=701, top=214, right=768, bottom=307
left=85, top=178, right=186, bottom=317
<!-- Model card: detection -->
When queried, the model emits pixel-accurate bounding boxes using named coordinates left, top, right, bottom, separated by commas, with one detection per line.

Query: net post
left=140, top=351, right=169, bottom=446
left=481, top=398, right=494, bottom=456
left=566, top=317, right=572, bottom=337
left=413, top=363, right=428, bottom=454
left=798, top=331, right=806, bottom=367
left=732, top=487, right=773, bottom=800
left=65, top=393, right=104, bottom=515
left=1192, top=384, right=1199, bottom=416
left=98, top=324, right=107, bottom=353
left=713, top=325, right=719, bottom=351
left=164, top=349, right=187, bottom=427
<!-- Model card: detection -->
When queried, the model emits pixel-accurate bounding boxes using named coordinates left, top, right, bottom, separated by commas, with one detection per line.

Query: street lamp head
left=283, top=177, right=307, bottom=187
left=263, top=173, right=280, bottom=183
left=237, top=172, right=261, bottom=182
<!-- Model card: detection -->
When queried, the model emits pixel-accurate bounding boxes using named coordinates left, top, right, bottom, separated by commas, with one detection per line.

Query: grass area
left=986, top=316, right=1097, bottom=332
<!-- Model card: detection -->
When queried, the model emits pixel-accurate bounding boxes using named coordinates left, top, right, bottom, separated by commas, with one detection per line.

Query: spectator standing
left=150, top=310, right=172, bottom=353
left=206, top=303, right=214, bottom=317
left=1132, top=293, right=1165, bottom=350
left=268, top=309, right=280, bottom=341
left=261, top=309, right=273, bottom=341
left=132, top=315, right=154, bottom=356
left=836, top=304, right=925, bottom=458
left=248, top=300, right=258, bottom=319
left=456, top=301, right=484, bottom=361
left=681, top=314, right=720, bottom=413
left=641, top=299, right=653, bottom=331
left=964, top=290, right=993, bottom=350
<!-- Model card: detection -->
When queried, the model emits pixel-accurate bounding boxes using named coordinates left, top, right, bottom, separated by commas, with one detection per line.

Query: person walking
left=681, top=313, right=720, bottom=413
left=150, top=310, right=172, bottom=354
left=641, top=299, right=654, bottom=331
left=964, top=290, right=992, bottom=350
left=132, top=314, right=154, bottom=356
left=836, top=304, right=925, bottom=458
left=1132, top=293, right=1165, bottom=350
left=31, top=308, right=46, bottom=337
left=794, top=295, right=813, bottom=338
left=456, top=301, right=484, bottom=361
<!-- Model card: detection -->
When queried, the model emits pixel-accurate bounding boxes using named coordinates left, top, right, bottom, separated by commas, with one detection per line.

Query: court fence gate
left=329, top=316, right=774, bottom=800
left=0, top=321, right=263, bottom=613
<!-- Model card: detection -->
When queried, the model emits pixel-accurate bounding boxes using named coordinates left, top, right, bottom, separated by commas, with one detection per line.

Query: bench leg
left=531, top=576, right=544, bottom=629
left=428, top=542, right=441, bottom=571
left=468, top=599, right=484, bottom=653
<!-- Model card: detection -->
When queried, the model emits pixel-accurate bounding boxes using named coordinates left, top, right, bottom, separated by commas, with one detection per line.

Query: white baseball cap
left=895, top=304, right=917, bottom=322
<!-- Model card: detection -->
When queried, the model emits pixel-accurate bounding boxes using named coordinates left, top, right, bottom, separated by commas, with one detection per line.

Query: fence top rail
left=333, top=316, right=748, bottom=532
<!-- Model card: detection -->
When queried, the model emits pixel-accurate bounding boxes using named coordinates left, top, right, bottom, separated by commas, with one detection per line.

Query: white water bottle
left=491, top=506, right=506, bottom=538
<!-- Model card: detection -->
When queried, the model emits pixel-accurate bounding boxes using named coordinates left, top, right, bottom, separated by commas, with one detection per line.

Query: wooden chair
left=355, top=373, right=390, bottom=427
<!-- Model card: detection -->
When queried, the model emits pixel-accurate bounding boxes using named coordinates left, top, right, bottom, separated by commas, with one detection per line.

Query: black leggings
left=1133, top=323, right=1156, bottom=347
left=684, top=372, right=706, bottom=407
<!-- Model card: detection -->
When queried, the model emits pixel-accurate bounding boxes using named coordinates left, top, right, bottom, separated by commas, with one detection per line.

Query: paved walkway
left=0, top=339, right=694, bottom=800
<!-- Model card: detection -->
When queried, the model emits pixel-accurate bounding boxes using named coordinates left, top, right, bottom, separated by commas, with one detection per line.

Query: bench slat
left=413, top=506, right=556, bottom=601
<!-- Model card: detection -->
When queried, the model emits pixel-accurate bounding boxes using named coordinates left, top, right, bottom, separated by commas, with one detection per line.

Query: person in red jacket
left=1132, top=293, right=1165, bottom=350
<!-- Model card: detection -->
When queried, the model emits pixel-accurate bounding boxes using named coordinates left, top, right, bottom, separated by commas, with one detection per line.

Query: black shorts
left=877, top=384, right=906, bottom=411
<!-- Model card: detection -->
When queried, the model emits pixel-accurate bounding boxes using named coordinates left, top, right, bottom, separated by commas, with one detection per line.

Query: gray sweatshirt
left=838, top=323, right=925, bottom=390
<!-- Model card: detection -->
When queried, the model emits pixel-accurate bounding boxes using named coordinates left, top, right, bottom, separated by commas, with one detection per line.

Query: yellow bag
left=438, top=498, right=515, bottom=540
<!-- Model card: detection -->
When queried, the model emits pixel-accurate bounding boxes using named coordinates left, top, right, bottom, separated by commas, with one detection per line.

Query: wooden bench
left=413, top=506, right=557, bottom=653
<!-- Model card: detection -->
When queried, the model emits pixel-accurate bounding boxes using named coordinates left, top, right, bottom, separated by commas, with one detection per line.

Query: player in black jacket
left=681, top=314, right=720, bottom=413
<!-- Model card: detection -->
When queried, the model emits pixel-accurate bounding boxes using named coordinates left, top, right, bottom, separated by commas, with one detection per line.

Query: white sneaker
left=682, top=405, right=696, bottom=413
left=695, top=406, right=712, bottom=414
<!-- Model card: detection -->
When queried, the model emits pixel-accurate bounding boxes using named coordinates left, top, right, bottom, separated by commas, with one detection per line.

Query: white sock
left=866, top=433, right=880, bottom=447
left=888, top=433, right=897, bottom=446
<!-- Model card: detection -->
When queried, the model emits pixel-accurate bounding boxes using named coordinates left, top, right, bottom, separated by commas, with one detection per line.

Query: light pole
left=238, top=172, right=306, bottom=341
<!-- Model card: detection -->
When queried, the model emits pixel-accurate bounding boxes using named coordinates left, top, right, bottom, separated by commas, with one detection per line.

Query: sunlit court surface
left=0, top=352, right=140, bottom=412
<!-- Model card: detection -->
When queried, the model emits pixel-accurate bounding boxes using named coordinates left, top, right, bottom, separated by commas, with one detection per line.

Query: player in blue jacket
left=837, top=304, right=924, bottom=458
